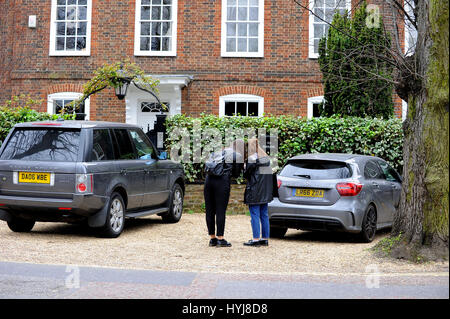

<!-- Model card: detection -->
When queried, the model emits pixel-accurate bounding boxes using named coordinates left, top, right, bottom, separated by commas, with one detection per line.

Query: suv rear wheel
left=99, top=192, right=125, bottom=238
left=7, top=216, right=35, bottom=233
left=161, top=183, right=183, bottom=223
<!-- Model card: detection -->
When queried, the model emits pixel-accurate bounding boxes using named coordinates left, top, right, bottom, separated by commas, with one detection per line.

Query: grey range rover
left=0, top=120, right=185, bottom=238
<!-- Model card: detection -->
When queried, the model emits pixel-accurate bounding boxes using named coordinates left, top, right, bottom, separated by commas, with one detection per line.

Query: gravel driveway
left=0, top=214, right=448, bottom=276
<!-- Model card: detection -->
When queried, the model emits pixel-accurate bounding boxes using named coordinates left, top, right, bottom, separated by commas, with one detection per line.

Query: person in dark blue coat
left=243, top=138, right=273, bottom=247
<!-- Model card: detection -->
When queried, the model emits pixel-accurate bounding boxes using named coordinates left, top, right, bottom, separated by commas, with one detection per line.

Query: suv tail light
left=76, top=174, right=93, bottom=194
left=336, top=182, right=362, bottom=196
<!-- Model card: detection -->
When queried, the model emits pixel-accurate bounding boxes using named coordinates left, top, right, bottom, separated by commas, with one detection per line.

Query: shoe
left=258, top=239, right=269, bottom=246
left=243, top=240, right=260, bottom=247
left=216, top=239, right=232, bottom=247
left=209, top=238, right=218, bottom=247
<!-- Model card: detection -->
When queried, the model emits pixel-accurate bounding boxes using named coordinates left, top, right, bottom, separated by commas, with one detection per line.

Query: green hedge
left=0, top=106, right=74, bottom=144
left=165, top=114, right=404, bottom=182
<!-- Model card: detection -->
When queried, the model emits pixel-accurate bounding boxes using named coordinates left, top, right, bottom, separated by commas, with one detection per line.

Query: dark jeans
left=204, top=174, right=231, bottom=237
left=248, top=204, right=270, bottom=239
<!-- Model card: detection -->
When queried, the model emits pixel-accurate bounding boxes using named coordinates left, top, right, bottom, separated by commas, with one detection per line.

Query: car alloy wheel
left=172, top=188, right=183, bottom=219
left=109, top=198, right=124, bottom=233
left=162, top=183, right=183, bottom=223
left=361, top=205, right=377, bottom=242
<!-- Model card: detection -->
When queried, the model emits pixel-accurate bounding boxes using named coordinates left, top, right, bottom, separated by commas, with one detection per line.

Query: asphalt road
left=0, top=261, right=448, bottom=299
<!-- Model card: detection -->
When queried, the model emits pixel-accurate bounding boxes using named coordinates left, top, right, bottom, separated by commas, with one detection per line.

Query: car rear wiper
left=294, top=174, right=311, bottom=179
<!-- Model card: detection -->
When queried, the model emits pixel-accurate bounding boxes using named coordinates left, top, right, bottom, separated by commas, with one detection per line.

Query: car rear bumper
left=268, top=197, right=362, bottom=233
left=0, top=193, right=107, bottom=220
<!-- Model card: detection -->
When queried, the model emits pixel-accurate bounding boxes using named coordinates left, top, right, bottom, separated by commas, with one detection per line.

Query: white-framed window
left=49, top=0, right=92, bottom=56
left=221, top=0, right=264, bottom=58
left=219, top=94, right=264, bottom=117
left=308, top=0, right=350, bottom=59
left=307, top=95, right=324, bottom=118
left=134, top=0, right=178, bottom=56
left=47, top=92, right=90, bottom=120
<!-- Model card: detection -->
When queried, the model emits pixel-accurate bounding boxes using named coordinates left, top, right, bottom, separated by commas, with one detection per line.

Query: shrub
left=165, top=114, right=404, bottom=182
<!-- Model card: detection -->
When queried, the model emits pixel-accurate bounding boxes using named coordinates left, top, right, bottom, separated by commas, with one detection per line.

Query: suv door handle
left=120, top=169, right=127, bottom=175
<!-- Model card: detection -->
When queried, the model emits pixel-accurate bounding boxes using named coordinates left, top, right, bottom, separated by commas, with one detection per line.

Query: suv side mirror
left=158, top=151, right=167, bottom=160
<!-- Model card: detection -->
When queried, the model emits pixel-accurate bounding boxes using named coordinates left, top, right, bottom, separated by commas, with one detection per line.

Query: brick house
left=0, top=0, right=407, bottom=132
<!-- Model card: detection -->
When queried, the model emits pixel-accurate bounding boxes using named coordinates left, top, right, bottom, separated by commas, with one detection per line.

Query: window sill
left=221, top=53, right=264, bottom=58
left=49, top=51, right=91, bottom=57
left=134, top=51, right=177, bottom=57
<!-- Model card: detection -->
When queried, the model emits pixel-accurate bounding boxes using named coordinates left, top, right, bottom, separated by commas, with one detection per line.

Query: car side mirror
left=158, top=151, right=167, bottom=160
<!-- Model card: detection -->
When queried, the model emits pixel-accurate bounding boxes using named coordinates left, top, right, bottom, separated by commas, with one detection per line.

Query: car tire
left=161, top=183, right=183, bottom=223
left=7, top=217, right=35, bottom=233
left=99, top=192, right=125, bottom=238
left=269, top=226, right=288, bottom=238
left=360, top=204, right=377, bottom=243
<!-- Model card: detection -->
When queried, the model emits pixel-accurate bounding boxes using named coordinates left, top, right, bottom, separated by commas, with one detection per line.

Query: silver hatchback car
left=268, top=153, right=402, bottom=242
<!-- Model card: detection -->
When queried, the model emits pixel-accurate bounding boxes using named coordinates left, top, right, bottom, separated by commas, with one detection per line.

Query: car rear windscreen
left=280, top=160, right=352, bottom=180
left=0, top=128, right=81, bottom=162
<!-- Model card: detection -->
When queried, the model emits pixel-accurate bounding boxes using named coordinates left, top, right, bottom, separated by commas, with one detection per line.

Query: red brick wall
left=0, top=0, right=404, bottom=118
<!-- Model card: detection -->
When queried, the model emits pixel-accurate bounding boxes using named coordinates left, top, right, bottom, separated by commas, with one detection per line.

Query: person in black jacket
left=204, top=140, right=244, bottom=247
left=243, top=138, right=273, bottom=247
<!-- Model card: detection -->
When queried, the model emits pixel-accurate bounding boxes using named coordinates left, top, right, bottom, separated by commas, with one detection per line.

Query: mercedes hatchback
left=0, top=120, right=185, bottom=238
left=269, top=153, right=402, bottom=242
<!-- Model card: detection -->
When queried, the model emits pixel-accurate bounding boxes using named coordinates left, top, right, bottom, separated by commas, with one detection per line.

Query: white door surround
left=124, top=74, right=193, bottom=132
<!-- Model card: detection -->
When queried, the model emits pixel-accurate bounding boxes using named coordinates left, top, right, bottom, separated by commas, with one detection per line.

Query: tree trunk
left=391, top=0, right=449, bottom=261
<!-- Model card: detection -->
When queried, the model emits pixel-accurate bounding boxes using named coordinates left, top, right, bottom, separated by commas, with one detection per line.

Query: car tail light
left=76, top=174, right=93, bottom=194
left=58, top=207, right=72, bottom=211
left=336, top=182, right=363, bottom=196
left=77, top=183, right=87, bottom=192
left=277, top=179, right=282, bottom=188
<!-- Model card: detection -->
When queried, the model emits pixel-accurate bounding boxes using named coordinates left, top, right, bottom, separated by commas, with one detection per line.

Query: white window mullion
left=47, top=92, right=90, bottom=120
left=221, top=0, right=264, bottom=58
left=307, top=95, right=324, bottom=118
left=308, top=0, right=350, bottom=59
left=49, top=0, right=92, bottom=56
left=134, top=0, right=177, bottom=56
left=219, top=94, right=264, bottom=117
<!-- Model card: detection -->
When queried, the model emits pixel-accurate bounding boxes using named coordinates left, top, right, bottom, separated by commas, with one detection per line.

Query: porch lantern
left=114, top=66, right=132, bottom=100
left=115, top=81, right=129, bottom=100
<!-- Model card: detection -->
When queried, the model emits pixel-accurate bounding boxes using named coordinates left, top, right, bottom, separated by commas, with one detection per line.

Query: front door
left=136, top=101, right=170, bottom=133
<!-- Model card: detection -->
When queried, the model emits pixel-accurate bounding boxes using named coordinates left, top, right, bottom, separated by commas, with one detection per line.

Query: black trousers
left=204, top=174, right=231, bottom=237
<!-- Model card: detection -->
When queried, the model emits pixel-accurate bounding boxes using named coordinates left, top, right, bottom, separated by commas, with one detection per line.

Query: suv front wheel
left=161, top=183, right=183, bottom=223
left=99, top=192, right=125, bottom=238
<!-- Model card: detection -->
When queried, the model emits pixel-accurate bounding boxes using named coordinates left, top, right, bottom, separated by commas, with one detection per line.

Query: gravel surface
left=1, top=214, right=448, bottom=275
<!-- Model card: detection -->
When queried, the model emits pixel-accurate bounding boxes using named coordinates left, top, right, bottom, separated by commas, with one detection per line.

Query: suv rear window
left=280, top=160, right=352, bottom=180
left=0, top=128, right=80, bottom=162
